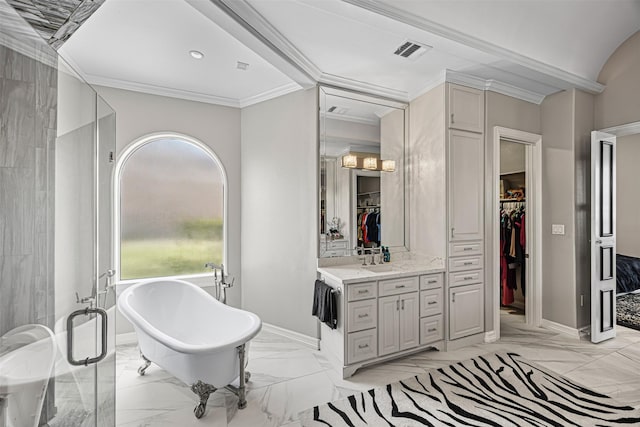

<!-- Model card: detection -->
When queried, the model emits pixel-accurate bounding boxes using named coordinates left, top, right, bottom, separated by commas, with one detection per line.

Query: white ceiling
left=59, top=0, right=640, bottom=108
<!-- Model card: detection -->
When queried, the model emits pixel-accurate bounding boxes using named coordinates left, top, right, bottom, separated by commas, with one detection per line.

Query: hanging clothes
left=500, top=202, right=526, bottom=305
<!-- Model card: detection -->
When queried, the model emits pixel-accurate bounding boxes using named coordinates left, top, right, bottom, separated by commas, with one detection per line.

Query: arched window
left=116, top=134, right=226, bottom=281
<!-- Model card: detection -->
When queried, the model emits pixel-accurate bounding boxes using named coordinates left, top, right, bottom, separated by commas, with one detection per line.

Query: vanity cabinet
left=447, top=84, right=484, bottom=133
left=449, top=283, right=484, bottom=340
left=448, top=130, right=484, bottom=241
left=446, top=83, right=485, bottom=345
left=317, top=266, right=444, bottom=378
left=378, top=292, right=419, bottom=356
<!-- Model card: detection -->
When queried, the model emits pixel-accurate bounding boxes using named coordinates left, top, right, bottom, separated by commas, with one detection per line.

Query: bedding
left=617, top=254, right=640, bottom=294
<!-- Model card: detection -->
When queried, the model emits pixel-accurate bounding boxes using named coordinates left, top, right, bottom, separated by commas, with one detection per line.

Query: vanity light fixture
left=341, top=154, right=357, bottom=168
left=189, top=50, right=204, bottom=60
left=382, top=160, right=396, bottom=172
left=363, top=157, right=378, bottom=170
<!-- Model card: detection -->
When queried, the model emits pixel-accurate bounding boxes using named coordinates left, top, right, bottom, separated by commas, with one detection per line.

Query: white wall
left=409, top=84, right=447, bottom=258
left=617, top=134, right=640, bottom=258
left=94, top=86, right=242, bottom=333
left=241, top=88, right=318, bottom=338
left=595, top=30, right=640, bottom=129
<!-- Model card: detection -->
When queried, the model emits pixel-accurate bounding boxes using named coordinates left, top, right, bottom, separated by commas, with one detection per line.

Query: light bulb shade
left=363, top=157, right=378, bottom=170
left=341, top=154, right=357, bottom=168
left=382, top=159, right=396, bottom=172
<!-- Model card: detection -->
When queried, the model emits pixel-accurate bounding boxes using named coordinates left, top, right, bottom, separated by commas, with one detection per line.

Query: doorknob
left=67, top=307, right=108, bottom=366
left=595, top=239, right=602, bottom=244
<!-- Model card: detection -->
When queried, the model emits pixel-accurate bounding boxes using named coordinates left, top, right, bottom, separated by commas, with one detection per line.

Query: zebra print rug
left=300, top=352, right=640, bottom=426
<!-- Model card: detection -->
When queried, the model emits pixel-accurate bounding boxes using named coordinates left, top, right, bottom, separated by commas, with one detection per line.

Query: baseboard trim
left=262, top=323, right=319, bottom=350
left=540, top=319, right=581, bottom=339
left=484, top=330, right=498, bottom=343
left=116, top=332, right=138, bottom=346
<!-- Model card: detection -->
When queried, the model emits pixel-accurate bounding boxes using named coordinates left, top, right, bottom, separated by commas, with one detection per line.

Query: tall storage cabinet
left=446, top=83, right=485, bottom=346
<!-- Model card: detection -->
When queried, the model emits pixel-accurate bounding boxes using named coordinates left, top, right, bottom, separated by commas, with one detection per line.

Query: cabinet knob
left=396, top=285, right=405, bottom=289
left=451, top=113, right=454, bottom=124
left=428, top=301, right=437, bottom=305
left=428, top=279, right=437, bottom=284
left=428, top=328, right=437, bottom=332
left=358, top=289, right=368, bottom=294
left=401, top=299, right=405, bottom=310
left=358, top=313, right=368, bottom=318
left=464, top=276, right=473, bottom=280
left=463, top=262, right=473, bottom=266
left=358, top=344, right=369, bottom=349
left=463, top=247, right=473, bottom=251
left=451, top=227, right=455, bottom=238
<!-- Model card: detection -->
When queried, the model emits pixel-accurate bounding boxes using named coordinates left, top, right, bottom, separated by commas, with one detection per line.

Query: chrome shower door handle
left=67, top=307, right=108, bottom=366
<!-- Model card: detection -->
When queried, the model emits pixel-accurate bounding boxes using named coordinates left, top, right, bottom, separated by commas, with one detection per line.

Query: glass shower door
left=49, top=59, right=116, bottom=427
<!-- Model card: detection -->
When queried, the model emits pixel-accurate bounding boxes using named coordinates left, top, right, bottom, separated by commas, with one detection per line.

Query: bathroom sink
left=362, top=264, right=395, bottom=273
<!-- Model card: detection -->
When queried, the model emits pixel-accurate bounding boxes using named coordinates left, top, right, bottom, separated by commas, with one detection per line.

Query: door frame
left=491, top=126, right=542, bottom=341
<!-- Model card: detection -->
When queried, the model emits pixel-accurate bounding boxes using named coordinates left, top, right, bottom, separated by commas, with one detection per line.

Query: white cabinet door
left=399, top=292, right=419, bottom=351
left=378, top=295, right=399, bottom=356
left=448, top=130, right=484, bottom=242
left=449, top=283, right=484, bottom=340
left=447, top=84, right=484, bottom=133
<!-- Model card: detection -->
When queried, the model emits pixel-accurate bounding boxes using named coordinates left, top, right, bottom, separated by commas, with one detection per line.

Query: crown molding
left=239, top=82, right=302, bottom=107
left=320, top=73, right=409, bottom=102
left=445, top=70, right=546, bottom=105
left=323, top=112, right=379, bottom=126
left=599, top=121, right=640, bottom=137
left=344, top=0, right=605, bottom=94
left=409, top=71, right=447, bottom=101
left=485, top=79, right=546, bottom=105
left=85, top=74, right=241, bottom=107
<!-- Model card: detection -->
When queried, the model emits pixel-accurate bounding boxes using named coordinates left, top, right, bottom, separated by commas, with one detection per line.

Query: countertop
left=317, top=256, right=445, bottom=285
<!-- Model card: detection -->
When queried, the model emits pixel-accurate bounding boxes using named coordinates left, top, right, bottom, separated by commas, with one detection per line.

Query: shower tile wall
left=0, top=42, right=56, bottom=337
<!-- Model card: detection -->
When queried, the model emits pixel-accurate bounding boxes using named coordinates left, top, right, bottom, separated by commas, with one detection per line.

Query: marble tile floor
left=115, top=310, right=640, bottom=426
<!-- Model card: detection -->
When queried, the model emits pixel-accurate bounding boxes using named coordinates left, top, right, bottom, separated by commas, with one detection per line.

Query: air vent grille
left=393, top=40, right=431, bottom=59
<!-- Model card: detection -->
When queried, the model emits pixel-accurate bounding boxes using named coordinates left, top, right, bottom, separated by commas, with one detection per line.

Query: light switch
left=552, top=224, right=565, bottom=235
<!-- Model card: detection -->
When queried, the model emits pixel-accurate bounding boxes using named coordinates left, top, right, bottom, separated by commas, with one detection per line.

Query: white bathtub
left=117, top=279, right=261, bottom=417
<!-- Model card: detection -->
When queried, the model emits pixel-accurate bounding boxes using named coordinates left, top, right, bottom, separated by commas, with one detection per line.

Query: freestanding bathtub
left=117, top=279, right=261, bottom=418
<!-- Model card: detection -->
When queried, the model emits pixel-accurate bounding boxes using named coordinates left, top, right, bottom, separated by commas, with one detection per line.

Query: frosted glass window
left=120, top=139, right=224, bottom=279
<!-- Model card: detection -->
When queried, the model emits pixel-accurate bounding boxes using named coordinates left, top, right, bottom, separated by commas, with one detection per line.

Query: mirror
left=319, top=86, right=408, bottom=257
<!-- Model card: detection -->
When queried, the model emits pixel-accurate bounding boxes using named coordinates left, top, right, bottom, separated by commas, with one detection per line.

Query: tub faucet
left=205, top=262, right=234, bottom=304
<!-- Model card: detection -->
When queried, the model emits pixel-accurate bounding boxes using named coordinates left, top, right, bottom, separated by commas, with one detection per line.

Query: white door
left=378, top=295, right=399, bottom=356
left=399, top=292, right=419, bottom=351
left=591, top=131, right=617, bottom=343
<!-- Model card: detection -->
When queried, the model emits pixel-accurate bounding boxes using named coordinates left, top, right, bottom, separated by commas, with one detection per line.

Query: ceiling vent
left=393, top=40, right=431, bottom=60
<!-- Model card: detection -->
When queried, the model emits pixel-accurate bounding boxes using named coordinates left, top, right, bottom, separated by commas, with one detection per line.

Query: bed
left=616, top=254, right=640, bottom=294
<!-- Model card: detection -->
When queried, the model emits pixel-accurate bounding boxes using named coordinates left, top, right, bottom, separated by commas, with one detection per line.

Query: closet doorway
left=492, top=127, right=542, bottom=340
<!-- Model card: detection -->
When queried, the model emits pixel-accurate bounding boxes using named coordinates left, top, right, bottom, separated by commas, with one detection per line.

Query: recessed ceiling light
left=189, top=50, right=204, bottom=60
left=237, top=61, right=249, bottom=71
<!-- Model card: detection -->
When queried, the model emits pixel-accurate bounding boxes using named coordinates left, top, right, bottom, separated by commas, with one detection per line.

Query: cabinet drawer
left=420, top=315, right=444, bottom=345
left=449, top=269, right=483, bottom=287
left=347, top=282, right=377, bottom=302
left=379, top=276, right=419, bottom=297
left=328, top=239, right=349, bottom=249
left=448, top=255, right=483, bottom=272
left=419, top=274, right=442, bottom=290
left=420, top=289, right=442, bottom=317
left=347, top=299, right=377, bottom=333
left=347, top=329, right=377, bottom=364
left=449, top=241, right=483, bottom=257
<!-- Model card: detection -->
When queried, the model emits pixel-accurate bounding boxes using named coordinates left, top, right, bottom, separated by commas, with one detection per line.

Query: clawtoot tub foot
left=137, top=352, right=151, bottom=376
left=225, top=344, right=249, bottom=409
left=191, top=381, right=217, bottom=419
